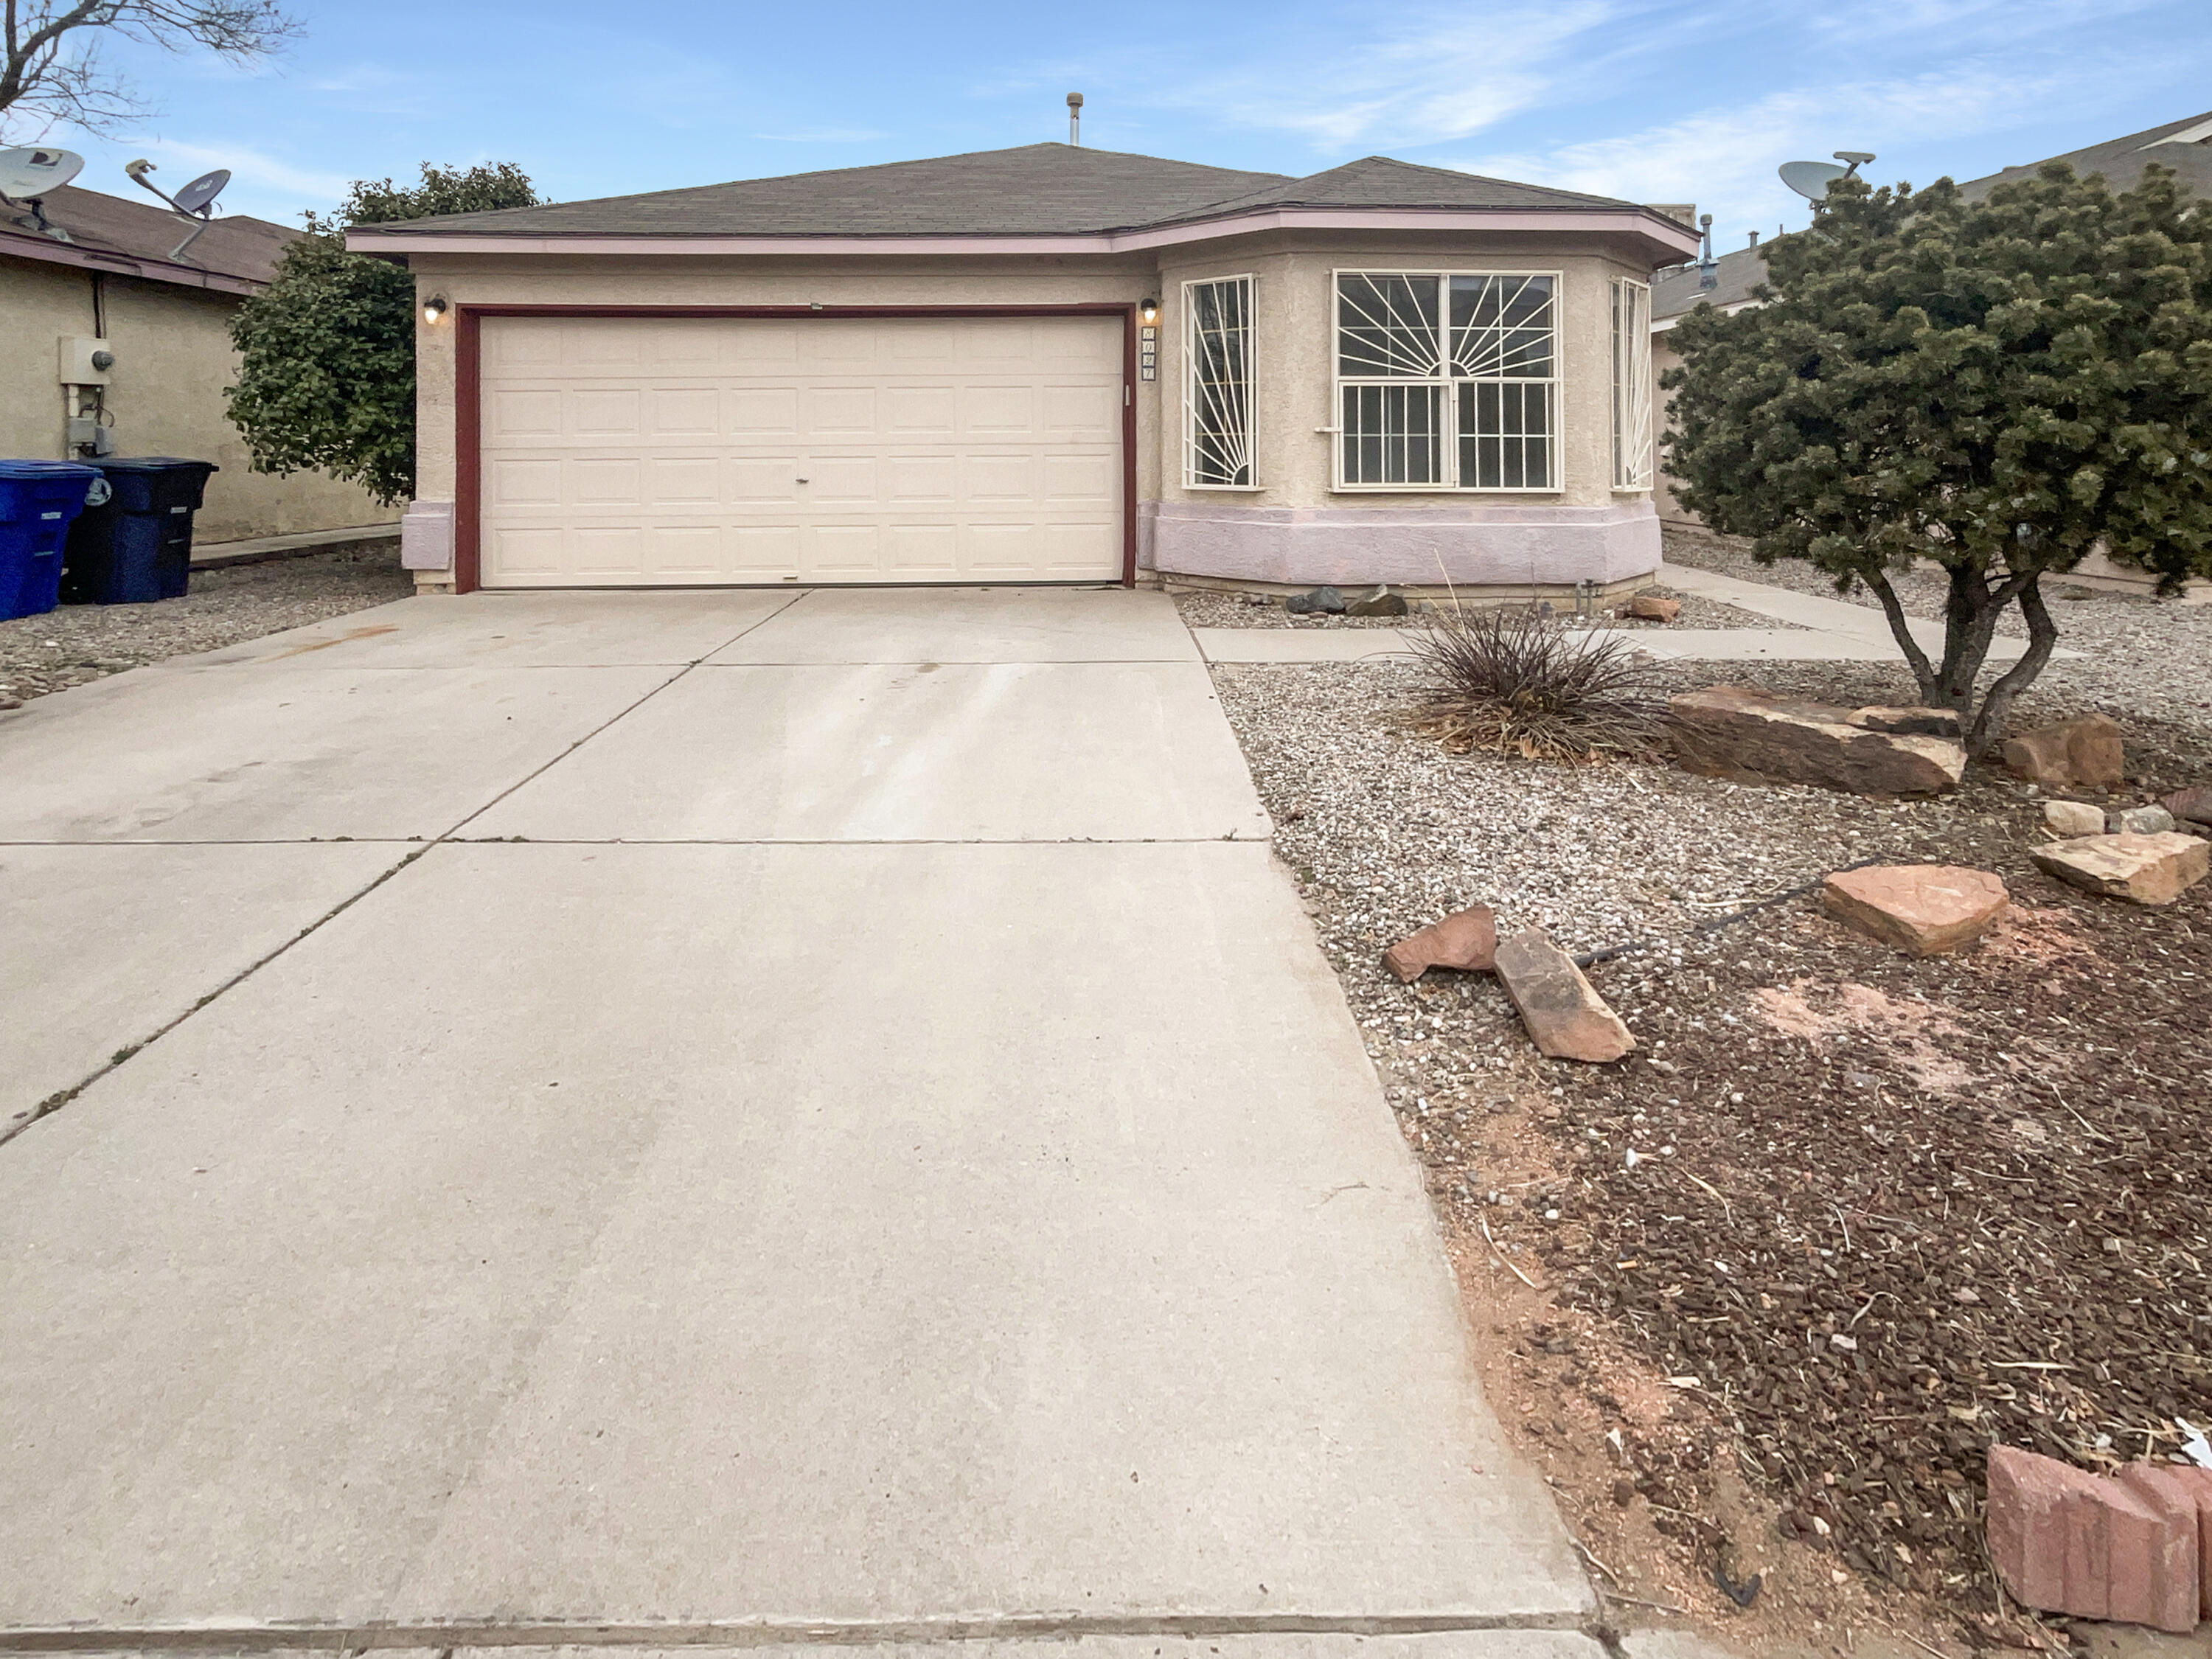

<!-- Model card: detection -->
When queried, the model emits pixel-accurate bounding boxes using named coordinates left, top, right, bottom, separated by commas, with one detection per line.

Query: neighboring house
left=1, top=183, right=394, bottom=548
left=346, top=143, right=1698, bottom=597
left=1649, top=108, right=2212, bottom=596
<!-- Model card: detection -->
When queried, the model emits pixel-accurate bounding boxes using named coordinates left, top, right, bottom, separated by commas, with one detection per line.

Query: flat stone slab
left=1493, top=928, right=1635, bottom=1062
left=1820, top=864, right=2008, bottom=956
left=1384, top=904, right=1498, bottom=982
left=1668, top=686, right=1965, bottom=796
left=0, top=842, right=404, bottom=1133
left=465, top=662, right=1271, bottom=844
left=0, top=841, right=1586, bottom=1626
left=2031, top=832, right=2211, bottom=905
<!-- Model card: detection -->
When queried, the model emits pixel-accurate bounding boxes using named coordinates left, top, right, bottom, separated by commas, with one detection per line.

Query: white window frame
left=1610, top=276, right=1655, bottom=492
left=1182, top=274, right=1259, bottom=490
left=1330, top=267, right=1563, bottom=494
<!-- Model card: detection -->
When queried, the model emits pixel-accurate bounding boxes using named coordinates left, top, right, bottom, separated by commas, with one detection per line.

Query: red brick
left=1990, top=1444, right=2106, bottom=1617
left=2122, top=1461, right=2212, bottom=1621
left=2096, top=1475, right=2195, bottom=1632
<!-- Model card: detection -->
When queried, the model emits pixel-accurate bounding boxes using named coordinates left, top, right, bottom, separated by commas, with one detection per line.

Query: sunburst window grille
left=1610, top=276, right=1655, bottom=490
left=1184, top=276, right=1255, bottom=487
left=1335, top=271, right=1559, bottom=490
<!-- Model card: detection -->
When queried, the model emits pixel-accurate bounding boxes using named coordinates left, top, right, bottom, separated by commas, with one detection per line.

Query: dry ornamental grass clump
left=1404, top=605, right=1667, bottom=762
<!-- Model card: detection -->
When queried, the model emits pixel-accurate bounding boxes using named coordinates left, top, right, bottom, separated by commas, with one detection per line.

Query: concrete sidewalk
left=0, top=587, right=1589, bottom=1643
left=1189, top=561, right=2056, bottom=667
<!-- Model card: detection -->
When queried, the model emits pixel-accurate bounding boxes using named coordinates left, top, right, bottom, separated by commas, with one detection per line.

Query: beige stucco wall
left=2, top=252, right=395, bottom=545
left=1649, top=329, right=1699, bottom=525
left=400, top=234, right=1669, bottom=592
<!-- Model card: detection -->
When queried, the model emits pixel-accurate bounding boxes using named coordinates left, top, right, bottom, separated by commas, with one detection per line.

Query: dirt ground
left=1218, top=650, right=2212, bottom=1658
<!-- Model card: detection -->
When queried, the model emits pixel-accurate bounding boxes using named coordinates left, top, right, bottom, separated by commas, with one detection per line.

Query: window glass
left=1337, top=274, right=1441, bottom=378
left=1186, top=277, right=1254, bottom=487
left=1343, top=383, right=1443, bottom=484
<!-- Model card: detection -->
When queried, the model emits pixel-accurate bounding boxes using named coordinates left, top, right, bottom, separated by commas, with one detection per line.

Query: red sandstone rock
left=1493, top=929, right=1635, bottom=1062
left=1623, top=594, right=1681, bottom=623
left=1820, top=864, right=2008, bottom=956
left=2002, top=714, right=2126, bottom=790
left=1382, top=905, right=1498, bottom=983
left=2162, top=785, right=2212, bottom=827
left=2030, top=831, right=2211, bottom=905
left=1668, top=686, right=1965, bottom=796
left=2117, top=1463, right=2208, bottom=1629
left=1989, top=1444, right=2202, bottom=1630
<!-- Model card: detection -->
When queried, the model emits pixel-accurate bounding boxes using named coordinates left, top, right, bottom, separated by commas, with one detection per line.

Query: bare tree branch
left=1, top=1, right=299, bottom=138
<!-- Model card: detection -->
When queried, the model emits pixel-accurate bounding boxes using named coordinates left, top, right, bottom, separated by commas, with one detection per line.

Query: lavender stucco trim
left=1143, top=498, right=1660, bottom=587
left=400, top=501, right=454, bottom=572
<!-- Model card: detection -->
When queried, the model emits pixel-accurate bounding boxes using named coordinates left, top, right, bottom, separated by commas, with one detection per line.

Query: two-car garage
left=470, top=312, right=1129, bottom=590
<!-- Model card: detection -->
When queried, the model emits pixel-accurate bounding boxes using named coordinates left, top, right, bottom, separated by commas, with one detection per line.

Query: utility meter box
left=59, top=336, right=114, bottom=385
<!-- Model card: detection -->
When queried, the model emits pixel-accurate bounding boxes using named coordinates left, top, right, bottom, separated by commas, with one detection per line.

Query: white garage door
left=477, top=313, right=1124, bottom=588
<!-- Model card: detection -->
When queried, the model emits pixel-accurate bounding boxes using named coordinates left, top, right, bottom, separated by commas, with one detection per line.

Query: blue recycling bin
left=60, top=457, right=220, bottom=605
left=0, top=459, right=100, bottom=620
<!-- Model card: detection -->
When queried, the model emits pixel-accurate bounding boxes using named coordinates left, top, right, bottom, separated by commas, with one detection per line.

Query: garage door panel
left=807, top=524, right=882, bottom=574
left=731, top=525, right=800, bottom=575
left=730, top=389, right=801, bottom=437
left=480, top=315, right=1121, bottom=587
left=886, top=524, right=959, bottom=573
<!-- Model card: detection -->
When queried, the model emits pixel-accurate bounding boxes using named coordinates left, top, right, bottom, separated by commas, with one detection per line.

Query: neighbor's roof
left=0, top=182, right=298, bottom=296
left=1961, top=109, right=2212, bottom=201
left=349, top=142, right=1699, bottom=260
left=1652, top=243, right=1769, bottom=323
left=1651, top=108, right=2212, bottom=324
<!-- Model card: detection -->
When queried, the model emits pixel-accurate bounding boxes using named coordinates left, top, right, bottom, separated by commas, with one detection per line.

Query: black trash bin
left=60, top=456, right=220, bottom=605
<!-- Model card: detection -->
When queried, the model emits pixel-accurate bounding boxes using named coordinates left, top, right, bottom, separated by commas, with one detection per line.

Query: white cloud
left=1448, top=61, right=2098, bottom=236
left=1152, top=1, right=1621, bottom=150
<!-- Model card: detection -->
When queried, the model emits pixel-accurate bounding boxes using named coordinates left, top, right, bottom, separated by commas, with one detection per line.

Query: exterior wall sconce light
left=422, top=293, right=450, bottom=324
left=1138, top=297, right=1158, bottom=324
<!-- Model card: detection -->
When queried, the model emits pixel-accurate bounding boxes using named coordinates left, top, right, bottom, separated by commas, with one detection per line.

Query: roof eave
left=0, top=227, right=266, bottom=294
left=347, top=204, right=1703, bottom=262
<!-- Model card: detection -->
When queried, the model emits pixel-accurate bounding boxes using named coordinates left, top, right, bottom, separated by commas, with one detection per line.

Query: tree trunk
left=1965, top=576, right=2062, bottom=758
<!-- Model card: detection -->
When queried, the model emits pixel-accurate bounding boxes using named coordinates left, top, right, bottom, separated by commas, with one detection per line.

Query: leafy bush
left=227, top=162, right=543, bottom=505
left=1404, top=606, right=1666, bottom=762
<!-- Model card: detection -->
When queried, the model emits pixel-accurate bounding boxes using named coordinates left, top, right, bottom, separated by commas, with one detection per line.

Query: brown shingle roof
left=1960, top=109, right=2212, bottom=201
left=384, top=142, right=1643, bottom=240
left=0, top=183, right=297, bottom=289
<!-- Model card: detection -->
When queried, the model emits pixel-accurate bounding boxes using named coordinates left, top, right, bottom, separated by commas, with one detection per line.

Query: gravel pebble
left=0, top=549, right=413, bottom=703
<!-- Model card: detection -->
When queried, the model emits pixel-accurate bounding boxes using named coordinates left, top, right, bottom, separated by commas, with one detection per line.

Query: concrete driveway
left=0, top=588, right=1592, bottom=1652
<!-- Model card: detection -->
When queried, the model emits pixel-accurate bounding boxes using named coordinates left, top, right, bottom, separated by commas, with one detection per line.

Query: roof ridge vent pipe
left=1697, top=213, right=1716, bottom=290
left=1068, top=92, right=1083, bottom=146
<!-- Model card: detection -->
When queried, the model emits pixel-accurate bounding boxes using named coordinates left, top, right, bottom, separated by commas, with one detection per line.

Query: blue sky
left=15, top=0, right=2212, bottom=251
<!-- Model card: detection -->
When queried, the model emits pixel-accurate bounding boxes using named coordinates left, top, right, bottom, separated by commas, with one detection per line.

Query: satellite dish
left=173, top=168, right=229, bottom=214
left=1834, top=151, right=1877, bottom=170
left=0, top=145, right=83, bottom=197
left=122, top=157, right=231, bottom=260
left=0, top=145, right=82, bottom=241
left=1779, top=159, right=1850, bottom=201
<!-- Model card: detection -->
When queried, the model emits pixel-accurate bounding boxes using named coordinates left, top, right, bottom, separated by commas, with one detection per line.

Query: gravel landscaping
left=1171, top=582, right=1784, bottom=633
left=1664, top=527, right=2212, bottom=739
left=0, top=546, right=412, bottom=705
left=1214, top=641, right=2211, bottom=1652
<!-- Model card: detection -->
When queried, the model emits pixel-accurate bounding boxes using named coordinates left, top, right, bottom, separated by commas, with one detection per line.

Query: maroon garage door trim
left=452, top=303, right=1140, bottom=596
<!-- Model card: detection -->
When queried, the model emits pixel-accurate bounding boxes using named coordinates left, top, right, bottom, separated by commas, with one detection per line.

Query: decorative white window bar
left=1334, top=271, right=1559, bottom=490
left=1184, top=275, right=1255, bottom=487
left=1610, top=276, right=1655, bottom=490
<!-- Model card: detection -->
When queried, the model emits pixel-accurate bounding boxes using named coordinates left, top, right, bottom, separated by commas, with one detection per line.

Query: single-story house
left=1650, top=108, right=2212, bottom=595
left=1, top=182, right=396, bottom=549
left=347, top=142, right=1700, bottom=598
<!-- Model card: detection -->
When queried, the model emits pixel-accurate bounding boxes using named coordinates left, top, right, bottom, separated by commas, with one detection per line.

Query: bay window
left=1335, top=271, right=1558, bottom=490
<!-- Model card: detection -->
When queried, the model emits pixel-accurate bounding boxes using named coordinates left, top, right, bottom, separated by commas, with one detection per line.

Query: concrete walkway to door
left=0, top=587, right=1594, bottom=1654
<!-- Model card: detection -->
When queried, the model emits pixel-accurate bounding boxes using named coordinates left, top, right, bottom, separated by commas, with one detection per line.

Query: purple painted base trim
left=1142, top=498, right=1660, bottom=587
